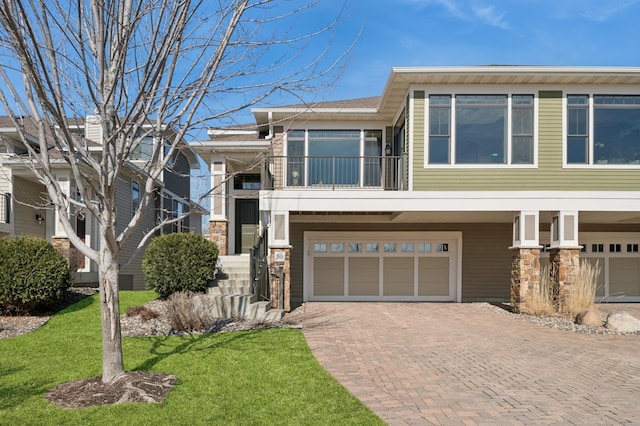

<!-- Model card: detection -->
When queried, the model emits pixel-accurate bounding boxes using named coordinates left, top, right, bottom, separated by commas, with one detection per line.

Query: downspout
left=264, top=111, right=273, bottom=140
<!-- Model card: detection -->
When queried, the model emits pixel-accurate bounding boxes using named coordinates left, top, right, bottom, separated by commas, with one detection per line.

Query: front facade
left=0, top=117, right=202, bottom=290
left=195, top=66, right=640, bottom=309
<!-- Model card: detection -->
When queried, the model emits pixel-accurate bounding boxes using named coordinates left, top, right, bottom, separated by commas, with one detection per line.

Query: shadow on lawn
left=133, top=329, right=267, bottom=373
left=0, top=365, right=49, bottom=410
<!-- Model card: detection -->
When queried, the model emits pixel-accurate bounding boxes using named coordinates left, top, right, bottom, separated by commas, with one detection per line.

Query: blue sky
left=295, top=0, right=640, bottom=104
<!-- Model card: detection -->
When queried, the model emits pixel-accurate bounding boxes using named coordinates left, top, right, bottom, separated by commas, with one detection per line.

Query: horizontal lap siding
left=12, top=177, right=46, bottom=239
left=116, top=177, right=158, bottom=290
left=289, top=222, right=512, bottom=305
left=412, top=90, right=640, bottom=191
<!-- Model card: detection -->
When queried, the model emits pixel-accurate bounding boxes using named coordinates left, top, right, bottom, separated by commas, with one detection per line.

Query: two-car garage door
left=304, top=231, right=461, bottom=301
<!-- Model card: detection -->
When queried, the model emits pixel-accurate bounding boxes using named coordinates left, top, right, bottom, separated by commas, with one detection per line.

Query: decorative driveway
left=303, top=302, right=640, bottom=425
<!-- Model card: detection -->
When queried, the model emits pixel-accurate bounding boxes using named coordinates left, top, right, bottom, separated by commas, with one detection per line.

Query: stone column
left=269, top=247, right=291, bottom=311
left=52, top=237, right=80, bottom=279
left=510, top=247, right=541, bottom=313
left=209, top=220, right=228, bottom=256
left=548, top=248, right=581, bottom=313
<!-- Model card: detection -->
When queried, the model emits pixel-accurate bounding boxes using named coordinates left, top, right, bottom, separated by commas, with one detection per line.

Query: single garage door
left=304, top=231, right=461, bottom=302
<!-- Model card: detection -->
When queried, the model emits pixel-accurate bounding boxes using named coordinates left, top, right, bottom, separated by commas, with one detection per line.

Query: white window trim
left=131, top=180, right=140, bottom=217
left=283, top=125, right=387, bottom=189
left=563, top=90, right=640, bottom=169
left=422, top=90, right=539, bottom=169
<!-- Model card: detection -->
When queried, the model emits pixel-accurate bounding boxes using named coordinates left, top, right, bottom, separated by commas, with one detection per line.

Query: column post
left=509, top=211, right=541, bottom=313
left=209, top=156, right=228, bottom=255
left=548, top=211, right=582, bottom=314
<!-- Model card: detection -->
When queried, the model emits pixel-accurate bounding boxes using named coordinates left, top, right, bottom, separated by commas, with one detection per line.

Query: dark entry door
left=235, top=199, right=259, bottom=254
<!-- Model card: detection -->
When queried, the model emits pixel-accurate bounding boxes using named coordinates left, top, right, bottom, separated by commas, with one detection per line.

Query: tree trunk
left=98, top=237, right=125, bottom=383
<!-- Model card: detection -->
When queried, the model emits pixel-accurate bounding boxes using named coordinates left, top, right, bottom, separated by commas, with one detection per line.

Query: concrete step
left=213, top=276, right=251, bottom=285
left=217, top=255, right=250, bottom=269
left=245, top=300, right=285, bottom=321
left=209, top=294, right=257, bottom=319
left=215, top=272, right=250, bottom=281
left=263, top=308, right=285, bottom=322
left=207, top=283, right=252, bottom=295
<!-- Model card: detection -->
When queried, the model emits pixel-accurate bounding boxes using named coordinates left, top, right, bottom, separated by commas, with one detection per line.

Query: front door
left=235, top=199, right=259, bottom=254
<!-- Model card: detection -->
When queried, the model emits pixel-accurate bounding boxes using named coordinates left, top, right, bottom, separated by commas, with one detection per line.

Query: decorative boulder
left=604, top=311, right=640, bottom=333
left=575, top=309, right=602, bottom=327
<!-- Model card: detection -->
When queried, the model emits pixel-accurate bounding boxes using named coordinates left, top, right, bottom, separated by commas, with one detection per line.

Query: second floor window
left=426, top=94, right=534, bottom=165
left=568, top=94, right=640, bottom=165
left=131, top=181, right=140, bottom=216
left=286, top=129, right=382, bottom=187
left=131, top=136, right=154, bottom=161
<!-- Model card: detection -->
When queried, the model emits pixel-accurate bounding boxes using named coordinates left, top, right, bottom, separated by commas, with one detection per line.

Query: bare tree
left=0, top=0, right=351, bottom=384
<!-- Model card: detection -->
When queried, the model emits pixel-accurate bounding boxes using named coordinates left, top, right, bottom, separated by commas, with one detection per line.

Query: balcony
left=0, top=193, right=10, bottom=223
left=263, top=155, right=407, bottom=190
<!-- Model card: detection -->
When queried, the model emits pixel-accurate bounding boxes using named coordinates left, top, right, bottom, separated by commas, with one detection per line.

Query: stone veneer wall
left=548, top=248, right=581, bottom=312
left=510, top=248, right=541, bottom=313
left=209, top=220, right=228, bottom=256
left=269, top=247, right=291, bottom=311
left=52, top=237, right=80, bottom=279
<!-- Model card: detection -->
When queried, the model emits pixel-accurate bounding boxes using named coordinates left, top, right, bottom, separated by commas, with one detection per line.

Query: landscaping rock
left=604, top=311, right=640, bottom=333
left=575, top=309, right=602, bottom=327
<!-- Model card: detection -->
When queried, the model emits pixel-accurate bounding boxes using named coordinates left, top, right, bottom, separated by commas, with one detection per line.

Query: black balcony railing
left=263, top=155, right=407, bottom=190
left=250, top=227, right=270, bottom=302
left=0, top=193, right=10, bottom=224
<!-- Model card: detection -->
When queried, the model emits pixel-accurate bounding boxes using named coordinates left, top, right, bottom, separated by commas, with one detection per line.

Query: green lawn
left=0, top=291, right=383, bottom=425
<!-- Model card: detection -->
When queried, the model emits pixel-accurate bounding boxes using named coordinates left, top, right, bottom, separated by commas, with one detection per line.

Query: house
left=0, top=116, right=203, bottom=290
left=194, top=66, right=640, bottom=311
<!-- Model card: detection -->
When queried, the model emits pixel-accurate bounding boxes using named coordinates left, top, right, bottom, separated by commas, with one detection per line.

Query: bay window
left=426, top=94, right=534, bottom=165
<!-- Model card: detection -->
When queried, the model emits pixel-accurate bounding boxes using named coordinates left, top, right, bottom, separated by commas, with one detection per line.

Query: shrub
left=125, top=305, right=159, bottom=321
left=0, top=236, right=70, bottom=315
left=562, top=260, right=600, bottom=318
left=165, top=291, right=215, bottom=332
left=523, top=261, right=601, bottom=318
left=522, top=265, right=556, bottom=316
left=143, top=233, right=218, bottom=299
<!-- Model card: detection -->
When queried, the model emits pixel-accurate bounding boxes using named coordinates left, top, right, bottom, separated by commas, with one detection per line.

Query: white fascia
left=259, top=190, right=640, bottom=213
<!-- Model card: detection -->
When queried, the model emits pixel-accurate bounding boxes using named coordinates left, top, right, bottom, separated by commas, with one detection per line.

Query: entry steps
left=207, top=255, right=284, bottom=321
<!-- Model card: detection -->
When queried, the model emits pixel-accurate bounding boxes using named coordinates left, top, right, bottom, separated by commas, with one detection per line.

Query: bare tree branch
left=0, top=0, right=353, bottom=384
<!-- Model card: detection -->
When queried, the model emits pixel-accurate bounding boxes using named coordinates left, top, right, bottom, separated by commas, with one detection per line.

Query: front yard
left=0, top=291, right=382, bottom=425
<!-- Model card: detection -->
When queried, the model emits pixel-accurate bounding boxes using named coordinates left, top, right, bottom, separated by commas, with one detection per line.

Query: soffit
left=289, top=210, right=640, bottom=225
left=254, top=66, right=640, bottom=127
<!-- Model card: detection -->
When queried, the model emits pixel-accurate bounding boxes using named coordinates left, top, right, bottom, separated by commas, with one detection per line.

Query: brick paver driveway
left=303, top=303, right=640, bottom=425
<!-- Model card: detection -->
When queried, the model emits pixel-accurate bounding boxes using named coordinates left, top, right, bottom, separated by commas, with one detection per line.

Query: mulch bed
left=45, top=371, right=177, bottom=409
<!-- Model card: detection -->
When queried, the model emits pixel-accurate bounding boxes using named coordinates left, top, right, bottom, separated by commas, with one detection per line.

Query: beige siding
left=12, top=177, right=46, bottom=239
left=412, top=90, right=640, bottom=191
left=0, top=165, right=10, bottom=194
left=289, top=222, right=513, bottom=305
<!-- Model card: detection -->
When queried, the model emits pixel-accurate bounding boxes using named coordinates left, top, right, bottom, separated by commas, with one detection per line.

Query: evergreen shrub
left=0, top=236, right=70, bottom=314
left=143, top=233, right=218, bottom=299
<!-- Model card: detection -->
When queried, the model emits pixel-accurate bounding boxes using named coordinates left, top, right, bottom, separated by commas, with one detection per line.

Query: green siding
left=412, top=89, right=640, bottom=191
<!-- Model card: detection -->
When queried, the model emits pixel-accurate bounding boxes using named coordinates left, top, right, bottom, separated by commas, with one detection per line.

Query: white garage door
left=304, top=231, right=461, bottom=302
left=561, top=232, right=640, bottom=302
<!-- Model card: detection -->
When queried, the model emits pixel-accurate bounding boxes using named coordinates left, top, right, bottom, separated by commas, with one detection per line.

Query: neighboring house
left=0, top=116, right=203, bottom=290
left=195, top=66, right=640, bottom=311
